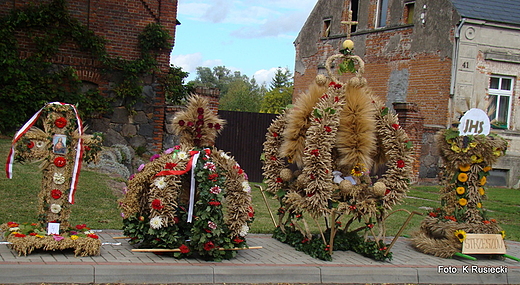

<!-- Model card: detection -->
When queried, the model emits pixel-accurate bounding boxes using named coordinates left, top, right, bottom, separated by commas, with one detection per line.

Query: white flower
left=53, top=173, right=65, bottom=185
left=9, top=227, right=19, bottom=232
left=150, top=216, right=163, bottom=229
left=154, top=177, right=167, bottom=189
left=36, top=141, right=44, bottom=148
left=239, top=224, right=249, bottom=237
left=178, top=151, right=188, bottom=160
left=203, top=162, right=216, bottom=171
left=84, top=230, right=94, bottom=235
left=210, top=185, right=221, bottom=194
left=50, top=204, right=62, bottom=213
left=208, top=221, right=217, bottom=230
left=242, top=181, right=251, bottom=193
left=220, top=152, right=230, bottom=160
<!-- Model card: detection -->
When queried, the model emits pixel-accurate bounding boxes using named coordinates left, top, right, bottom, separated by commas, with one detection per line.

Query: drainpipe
left=449, top=18, right=466, bottom=127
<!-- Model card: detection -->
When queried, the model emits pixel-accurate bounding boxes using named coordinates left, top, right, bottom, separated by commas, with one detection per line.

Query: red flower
left=54, top=157, right=66, bottom=168
left=385, top=189, right=391, bottom=195
left=321, top=94, right=329, bottom=99
left=187, top=121, right=194, bottom=127
left=328, top=82, right=342, bottom=89
left=233, top=237, right=245, bottom=244
left=349, top=205, right=357, bottom=210
left=197, top=108, right=204, bottom=114
left=309, top=173, right=315, bottom=180
left=392, top=124, right=400, bottom=130
left=276, top=177, right=283, bottom=183
left=490, top=219, right=497, bottom=223
left=29, top=232, right=37, bottom=236
left=334, top=96, right=340, bottom=102
left=310, top=149, right=319, bottom=156
left=444, top=215, right=457, bottom=222
left=483, top=220, right=491, bottom=225
left=87, top=233, right=99, bottom=239
left=307, top=192, right=314, bottom=197
left=428, top=212, right=438, bottom=218
left=84, top=145, right=91, bottom=151
left=27, top=141, right=35, bottom=149
left=248, top=206, right=255, bottom=218
left=204, top=149, right=211, bottom=155
left=207, top=123, right=214, bottom=128
left=198, top=114, right=204, bottom=120
left=14, top=233, right=26, bottom=238
left=208, top=173, right=219, bottom=181
left=203, top=241, right=215, bottom=251
left=165, top=162, right=177, bottom=169
left=173, top=216, right=180, bottom=224
left=209, top=200, right=221, bottom=206
left=301, top=238, right=309, bottom=244
left=324, top=126, right=332, bottom=132
left=7, top=222, right=19, bottom=227
left=214, top=123, right=221, bottom=130
left=272, top=132, right=278, bottom=137
left=76, top=224, right=87, bottom=230
left=178, top=120, right=185, bottom=126
left=151, top=199, right=164, bottom=210
left=379, top=247, right=388, bottom=251
left=366, top=224, right=374, bottom=229
left=54, top=117, right=67, bottom=128
left=270, top=156, right=277, bottom=161
left=396, top=159, right=405, bottom=168
left=51, top=189, right=62, bottom=199
left=179, top=244, right=190, bottom=254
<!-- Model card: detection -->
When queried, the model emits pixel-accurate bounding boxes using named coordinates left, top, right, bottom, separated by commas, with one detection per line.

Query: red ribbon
left=155, top=150, right=200, bottom=177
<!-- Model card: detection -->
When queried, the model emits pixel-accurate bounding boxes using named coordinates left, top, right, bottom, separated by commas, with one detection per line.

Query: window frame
left=376, top=0, right=389, bottom=28
left=488, top=75, right=515, bottom=129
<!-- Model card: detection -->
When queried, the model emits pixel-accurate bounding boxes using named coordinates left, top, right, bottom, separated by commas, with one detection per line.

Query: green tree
left=192, top=66, right=265, bottom=112
left=163, top=65, right=194, bottom=105
left=260, top=67, right=294, bottom=114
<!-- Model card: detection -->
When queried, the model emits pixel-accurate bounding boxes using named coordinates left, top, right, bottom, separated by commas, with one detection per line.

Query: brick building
left=294, top=0, right=520, bottom=187
left=1, top=0, right=179, bottom=152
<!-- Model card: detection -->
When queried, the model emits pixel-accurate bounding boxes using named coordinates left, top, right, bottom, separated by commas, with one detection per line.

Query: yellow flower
left=451, top=145, right=461, bottom=153
left=459, top=198, right=468, bottom=206
left=482, top=166, right=492, bottom=172
left=456, top=187, right=465, bottom=195
left=457, top=173, right=468, bottom=183
left=11, top=232, right=19, bottom=235
left=478, top=187, right=485, bottom=196
left=493, top=148, right=502, bottom=156
left=459, top=164, right=471, bottom=172
left=455, top=230, right=467, bottom=242
left=479, top=176, right=487, bottom=186
left=500, top=231, right=506, bottom=239
left=71, top=235, right=79, bottom=240
left=477, top=202, right=482, bottom=208
left=471, top=155, right=483, bottom=163
left=36, top=235, right=44, bottom=238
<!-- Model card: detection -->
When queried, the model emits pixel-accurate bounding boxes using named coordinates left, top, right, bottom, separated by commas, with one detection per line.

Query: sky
left=170, top=0, right=318, bottom=86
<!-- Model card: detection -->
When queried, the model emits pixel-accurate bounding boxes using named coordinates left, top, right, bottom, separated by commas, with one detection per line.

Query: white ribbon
left=187, top=151, right=201, bottom=223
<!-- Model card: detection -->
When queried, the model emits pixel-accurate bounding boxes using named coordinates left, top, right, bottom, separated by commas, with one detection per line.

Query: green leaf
left=313, top=108, right=322, bottom=118
left=381, top=107, right=388, bottom=116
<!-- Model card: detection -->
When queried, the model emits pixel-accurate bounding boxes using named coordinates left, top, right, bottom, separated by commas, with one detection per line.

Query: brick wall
left=2, top=0, right=178, bottom=152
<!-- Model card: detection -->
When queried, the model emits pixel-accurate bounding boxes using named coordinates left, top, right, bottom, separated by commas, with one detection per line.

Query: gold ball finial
left=315, top=74, right=328, bottom=86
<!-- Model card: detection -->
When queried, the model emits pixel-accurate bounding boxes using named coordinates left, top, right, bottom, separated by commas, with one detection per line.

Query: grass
left=1, top=137, right=519, bottom=242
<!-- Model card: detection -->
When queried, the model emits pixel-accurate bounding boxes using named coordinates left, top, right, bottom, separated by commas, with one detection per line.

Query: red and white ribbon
left=5, top=102, right=84, bottom=204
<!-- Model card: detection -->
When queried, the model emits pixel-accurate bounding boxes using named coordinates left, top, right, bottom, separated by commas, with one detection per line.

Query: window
left=404, top=1, right=415, bottom=24
left=322, top=18, right=331, bottom=37
left=376, top=0, right=389, bottom=28
left=348, top=0, right=359, bottom=33
left=488, top=75, right=514, bottom=129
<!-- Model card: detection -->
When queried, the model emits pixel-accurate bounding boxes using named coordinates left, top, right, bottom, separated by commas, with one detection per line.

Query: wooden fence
left=215, top=111, right=278, bottom=182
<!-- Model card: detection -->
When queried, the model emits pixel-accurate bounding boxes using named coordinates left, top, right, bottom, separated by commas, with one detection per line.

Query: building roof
left=450, top=0, right=520, bottom=26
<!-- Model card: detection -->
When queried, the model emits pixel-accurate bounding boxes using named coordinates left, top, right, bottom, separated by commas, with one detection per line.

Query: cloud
left=230, top=10, right=307, bottom=39
left=253, top=67, right=279, bottom=86
left=202, top=0, right=232, bottom=23
left=170, top=53, right=223, bottom=75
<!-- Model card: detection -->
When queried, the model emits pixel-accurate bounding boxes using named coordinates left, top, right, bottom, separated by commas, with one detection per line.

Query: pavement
left=0, top=230, right=519, bottom=284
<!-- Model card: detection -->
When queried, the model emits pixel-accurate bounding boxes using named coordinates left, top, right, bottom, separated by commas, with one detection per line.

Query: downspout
left=449, top=17, right=466, bottom=127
